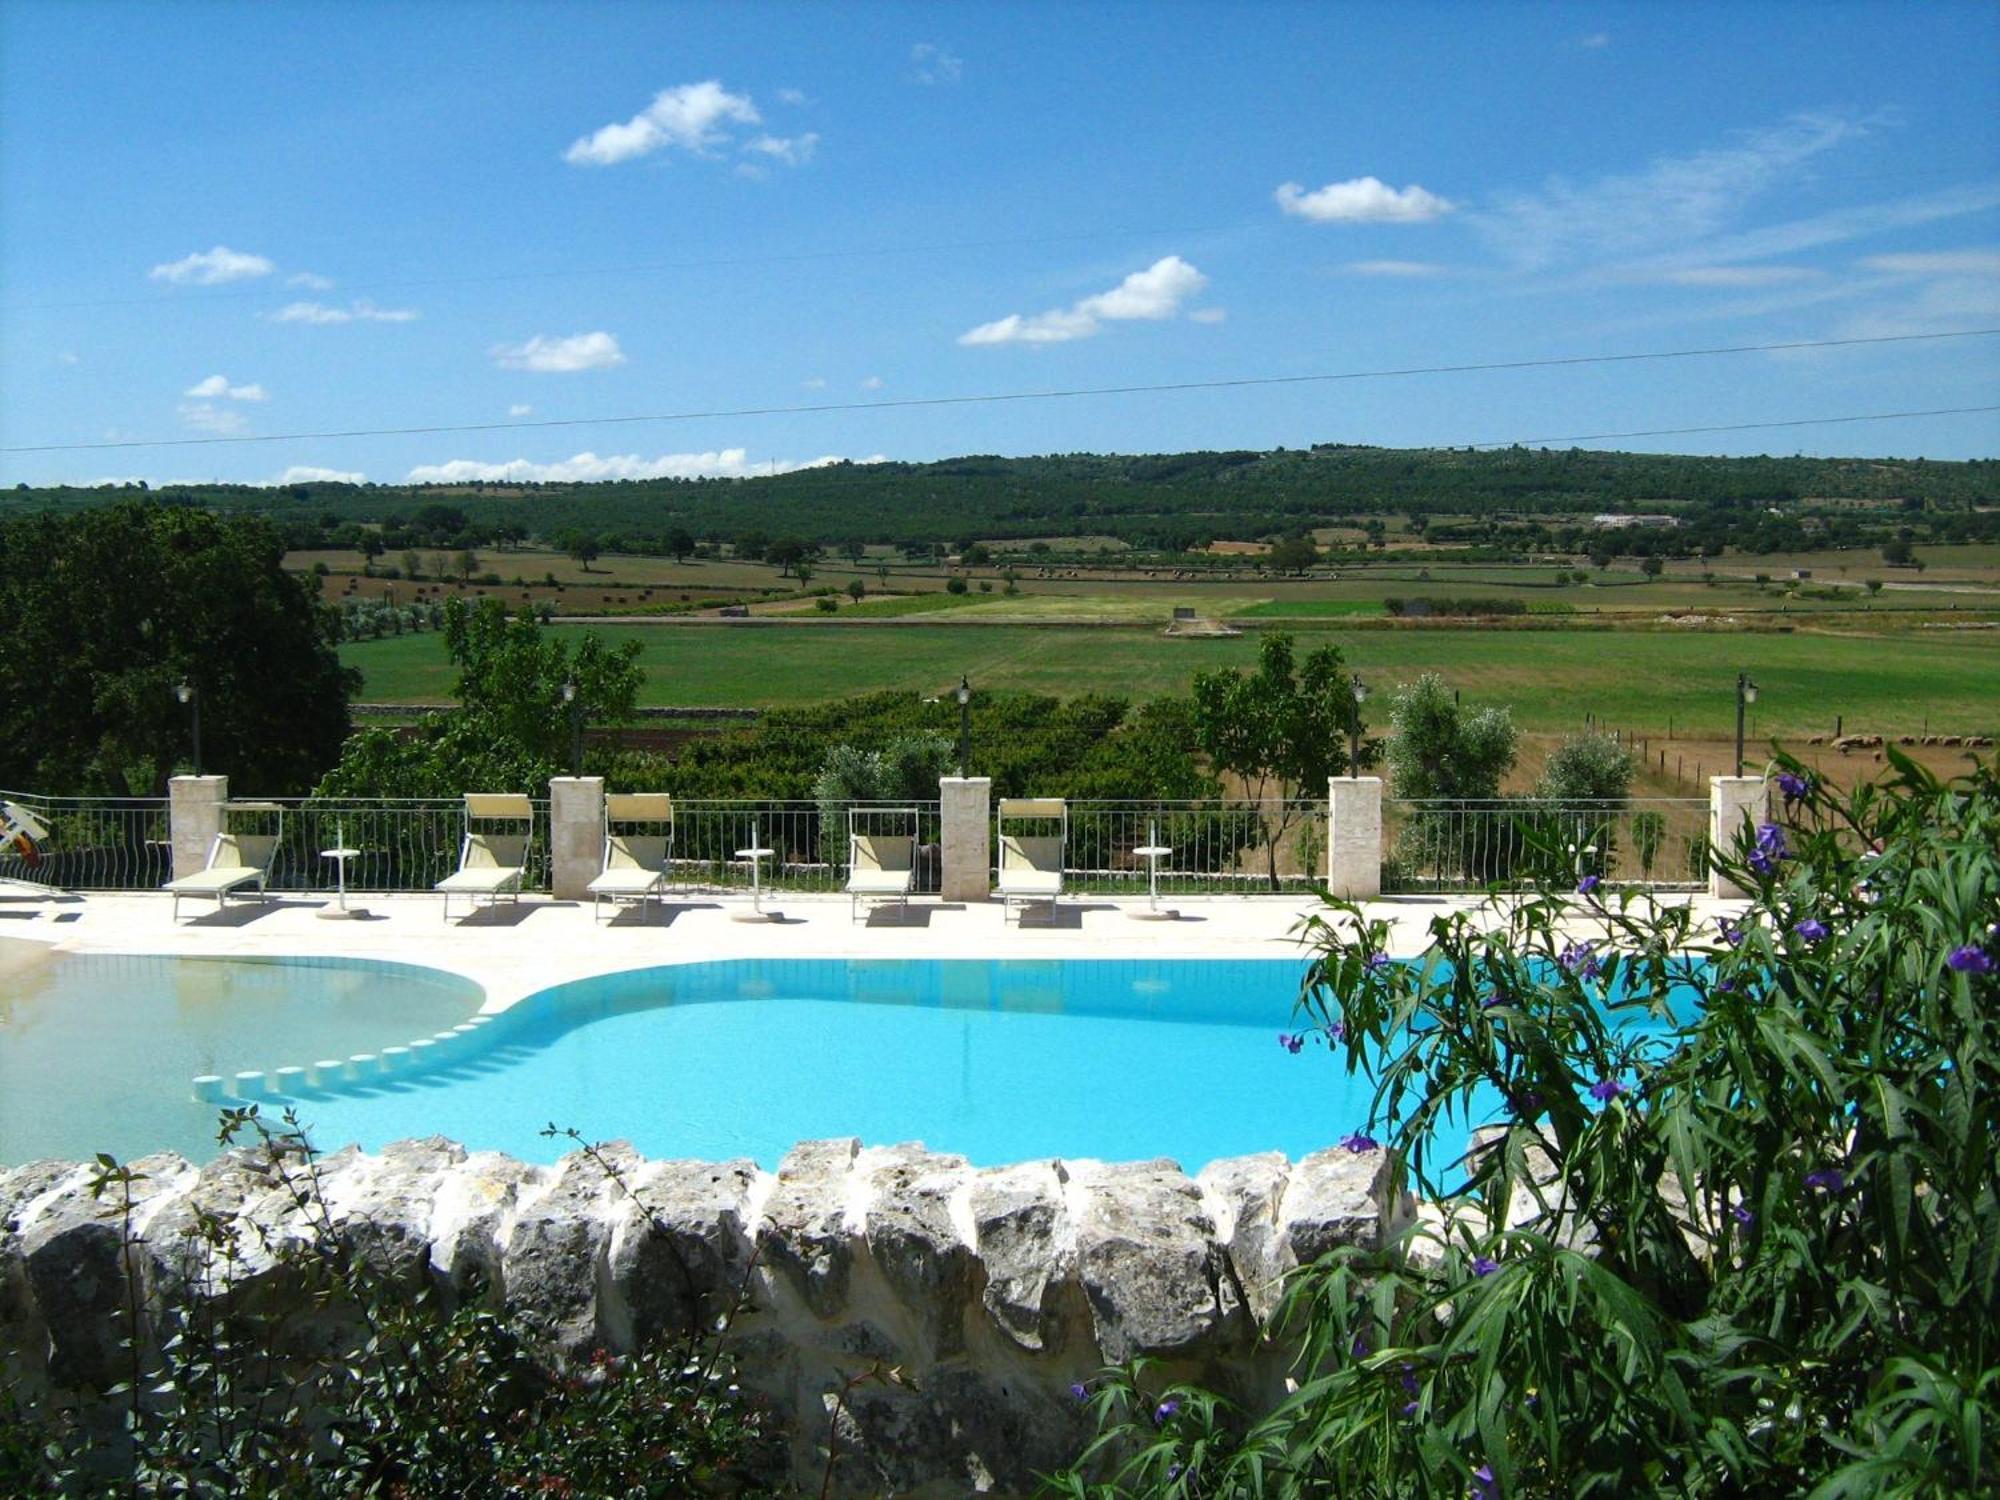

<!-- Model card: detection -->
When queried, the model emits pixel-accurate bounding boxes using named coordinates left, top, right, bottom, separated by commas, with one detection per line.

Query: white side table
left=731, top=827, right=779, bottom=922
left=318, top=845, right=363, bottom=920
left=1130, top=822, right=1179, bottom=920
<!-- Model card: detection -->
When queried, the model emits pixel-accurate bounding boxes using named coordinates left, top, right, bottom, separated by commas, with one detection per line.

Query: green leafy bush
left=1050, top=752, right=1998, bottom=1497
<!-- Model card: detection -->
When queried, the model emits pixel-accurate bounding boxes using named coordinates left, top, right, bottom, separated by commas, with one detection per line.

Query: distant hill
left=8, top=444, right=1996, bottom=553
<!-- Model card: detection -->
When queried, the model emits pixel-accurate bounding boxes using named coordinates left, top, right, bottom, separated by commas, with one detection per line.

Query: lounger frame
left=996, top=797, right=1068, bottom=923
left=845, top=806, right=918, bottom=922
left=588, top=793, right=674, bottom=922
left=436, top=793, right=533, bottom=921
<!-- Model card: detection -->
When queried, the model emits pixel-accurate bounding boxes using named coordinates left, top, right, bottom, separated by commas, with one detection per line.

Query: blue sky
left=2, top=0, right=1997, bottom=487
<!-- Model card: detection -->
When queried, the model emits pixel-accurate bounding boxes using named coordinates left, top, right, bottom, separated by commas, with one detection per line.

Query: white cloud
left=1834, top=272, right=2000, bottom=341
left=286, top=271, right=334, bottom=290
left=508, top=403, right=534, bottom=417
left=1188, top=307, right=1227, bottom=324
left=406, top=449, right=874, bottom=484
left=911, top=42, right=963, bottom=85
left=57, top=351, right=80, bottom=366
left=270, top=298, right=419, bottom=324
left=745, top=132, right=819, bottom=166
left=1579, top=32, right=1611, bottom=49
left=1276, top=176, right=1453, bottom=224
left=272, top=465, right=366, bottom=484
left=490, top=331, right=625, bottom=372
left=183, top=374, right=268, bottom=401
left=564, top=80, right=761, bottom=166
left=802, top=376, right=827, bottom=390
left=1655, top=265, right=1820, bottom=287
left=1860, top=249, right=2000, bottom=276
left=960, top=255, right=1208, bottom=346
left=1474, top=114, right=1861, bottom=270
left=149, top=245, right=274, bottom=285
left=177, top=403, right=249, bottom=435
left=1343, top=259, right=1448, bottom=277
left=861, top=375, right=885, bottom=390
left=777, top=87, right=808, bottom=106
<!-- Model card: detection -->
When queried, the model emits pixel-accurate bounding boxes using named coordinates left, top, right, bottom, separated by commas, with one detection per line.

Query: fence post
left=940, top=776, right=992, bottom=902
left=1326, top=776, right=1383, bottom=900
left=548, top=776, right=604, bottom=900
left=1708, top=776, right=1770, bottom=900
left=169, top=774, right=228, bottom=879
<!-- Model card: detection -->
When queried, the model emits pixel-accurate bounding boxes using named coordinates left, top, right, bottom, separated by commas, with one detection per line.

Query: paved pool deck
left=0, top=884, right=1742, bottom=1012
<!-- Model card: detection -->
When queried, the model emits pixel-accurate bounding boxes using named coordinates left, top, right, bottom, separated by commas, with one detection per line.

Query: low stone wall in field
left=0, top=1135, right=1405, bottom=1496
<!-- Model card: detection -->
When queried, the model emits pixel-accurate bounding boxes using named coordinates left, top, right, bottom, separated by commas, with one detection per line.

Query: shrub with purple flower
left=1153, top=1396, right=1180, bottom=1425
left=1559, top=940, right=1602, bottom=979
left=1946, top=945, right=1993, bottom=975
left=1339, top=1131, right=1379, bottom=1154
left=1278, top=1031, right=1304, bottom=1054
left=1588, top=1077, right=1627, bottom=1103
left=1777, top=770, right=1812, bottom=801
left=1804, top=1168, right=1846, bottom=1195
left=1577, top=874, right=1601, bottom=895
left=1793, top=917, right=1829, bottom=944
left=1748, top=821, right=1788, bottom=876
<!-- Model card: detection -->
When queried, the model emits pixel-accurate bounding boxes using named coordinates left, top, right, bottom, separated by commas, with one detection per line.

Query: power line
left=4, top=327, right=1995, bottom=456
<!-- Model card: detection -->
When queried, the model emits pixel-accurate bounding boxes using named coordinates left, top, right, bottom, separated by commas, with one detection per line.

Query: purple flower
left=1730, top=1204, right=1754, bottom=1227
left=1946, top=946, right=1994, bottom=975
left=1560, top=940, right=1602, bottom=980
left=1278, top=1031, right=1304, bottom=1054
left=1326, top=1020, right=1346, bottom=1042
left=1714, top=978, right=1736, bottom=994
left=1589, top=1077, right=1627, bottom=1103
left=1339, top=1131, right=1380, bottom=1154
left=1167, top=1462, right=1182, bottom=1481
left=1512, top=1091, right=1544, bottom=1116
left=1069, top=1381, right=1089, bottom=1401
left=1153, top=1396, right=1180, bottom=1425
left=1472, top=1255, right=1500, bottom=1277
left=1402, top=1400, right=1419, bottom=1418
left=1718, top=918, right=1746, bottom=947
left=1471, top=1464, right=1499, bottom=1500
left=1351, top=1334, right=1369, bottom=1358
left=1577, top=874, right=1601, bottom=895
left=1480, top=992, right=1504, bottom=1010
left=1805, top=1168, right=1846, bottom=1195
left=1756, top=822, right=1788, bottom=859
left=1400, top=1364, right=1420, bottom=1395
left=1793, top=918, right=1829, bottom=944
left=1777, top=771, right=1812, bottom=801
left=1365, top=951, right=1392, bottom=973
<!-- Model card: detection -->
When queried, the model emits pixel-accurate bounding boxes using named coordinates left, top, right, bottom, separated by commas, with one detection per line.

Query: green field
left=342, top=620, right=1999, bottom=738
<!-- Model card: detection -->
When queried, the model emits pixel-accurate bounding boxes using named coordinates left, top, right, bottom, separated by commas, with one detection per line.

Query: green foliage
left=0, top=503, right=357, bottom=795
left=0, top=1112, right=778, bottom=1497
left=1385, top=673, right=1517, bottom=802
left=1052, top=754, right=2000, bottom=1497
left=1192, top=633, right=1366, bottom=888
left=1534, top=733, right=1635, bottom=804
left=314, top=597, right=642, bottom=797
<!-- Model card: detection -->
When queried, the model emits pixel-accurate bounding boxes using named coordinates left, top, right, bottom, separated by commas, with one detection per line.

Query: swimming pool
left=0, top=952, right=483, bottom=1164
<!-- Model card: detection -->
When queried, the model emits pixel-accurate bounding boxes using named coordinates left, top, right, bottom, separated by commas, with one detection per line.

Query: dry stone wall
left=1, top=1137, right=1408, bottom=1496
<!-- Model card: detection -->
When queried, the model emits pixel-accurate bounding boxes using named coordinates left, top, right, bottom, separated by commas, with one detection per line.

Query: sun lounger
left=587, top=793, right=673, bottom=922
left=846, top=808, right=918, bottom=922
left=997, top=798, right=1067, bottom=922
left=436, top=794, right=533, bottom=920
left=164, top=830, right=278, bottom=920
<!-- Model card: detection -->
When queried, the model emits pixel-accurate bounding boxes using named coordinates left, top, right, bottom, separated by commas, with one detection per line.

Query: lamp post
left=561, top=677, right=582, bottom=777
left=1348, top=676, right=1368, bottom=774
left=175, top=681, right=202, bottom=776
left=1734, top=671, right=1759, bottom=776
left=955, top=675, right=971, bottom=776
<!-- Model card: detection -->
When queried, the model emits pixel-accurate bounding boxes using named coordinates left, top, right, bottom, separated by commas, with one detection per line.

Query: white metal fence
left=0, top=792, right=170, bottom=891
left=1060, top=800, right=1328, bottom=895
left=1384, top=798, right=1709, bottom=893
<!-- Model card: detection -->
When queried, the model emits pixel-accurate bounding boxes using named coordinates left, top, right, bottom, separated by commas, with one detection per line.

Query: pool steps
left=193, top=1010, right=505, bottom=1103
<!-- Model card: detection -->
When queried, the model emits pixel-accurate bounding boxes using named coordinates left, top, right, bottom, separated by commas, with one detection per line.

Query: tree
left=314, top=598, right=643, bottom=799
left=1385, top=672, right=1518, bottom=882
left=846, top=578, right=867, bottom=602
left=945, top=575, right=969, bottom=595
left=0, top=504, right=357, bottom=795
left=793, top=561, right=815, bottom=587
left=767, top=537, right=809, bottom=577
left=359, top=534, right=385, bottom=576
left=1882, top=539, right=1914, bottom=566
left=455, top=548, right=481, bottom=584
left=401, top=549, right=422, bottom=581
left=1266, top=533, right=1319, bottom=571
left=560, top=531, right=601, bottom=572
left=665, top=527, right=695, bottom=563
left=1191, top=633, right=1364, bottom=889
left=842, top=539, right=867, bottom=564
left=1534, top=732, right=1635, bottom=804
left=1639, top=555, right=1664, bottom=578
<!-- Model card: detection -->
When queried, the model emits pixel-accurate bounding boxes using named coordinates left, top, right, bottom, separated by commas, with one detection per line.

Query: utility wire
left=4, top=327, right=1996, bottom=456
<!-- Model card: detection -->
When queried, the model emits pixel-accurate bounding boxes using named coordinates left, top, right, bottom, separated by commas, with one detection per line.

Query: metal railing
left=669, top=800, right=943, bottom=894
left=247, top=799, right=557, bottom=894
left=1060, top=799, right=1328, bottom=895
left=0, top=791, right=171, bottom=891
left=1384, top=798, right=1709, bottom=893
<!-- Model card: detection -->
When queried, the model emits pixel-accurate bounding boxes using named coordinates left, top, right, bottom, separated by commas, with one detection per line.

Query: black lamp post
left=1734, top=671, right=1759, bottom=776
left=175, top=681, right=202, bottom=776
left=955, top=675, right=971, bottom=776
left=562, top=677, right=583, bottom=776
left=1348, top=676, right=1368, bottom=774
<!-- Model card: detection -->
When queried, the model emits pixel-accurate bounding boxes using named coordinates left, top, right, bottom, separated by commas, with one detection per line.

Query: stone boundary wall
left=1, top=1137, right=1406, bottom=1496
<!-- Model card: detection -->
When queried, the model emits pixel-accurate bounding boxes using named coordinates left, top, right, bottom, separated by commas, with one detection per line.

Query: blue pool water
left=0, top=952, right=483, bottom=1165
left=300, top=958, right=1367, bottom=1170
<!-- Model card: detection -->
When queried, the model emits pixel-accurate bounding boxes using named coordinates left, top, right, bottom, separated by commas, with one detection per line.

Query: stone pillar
left=549, top=777, right=605, bottom=901
left=1708, top=776, right=1770, bottom=900
left=940, top=776, right=992, bottom=902
left=169, top=775, right=227, bottom=879
left=1326, top=777, right=1383, bottom=900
